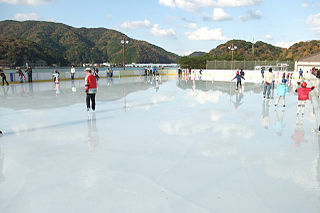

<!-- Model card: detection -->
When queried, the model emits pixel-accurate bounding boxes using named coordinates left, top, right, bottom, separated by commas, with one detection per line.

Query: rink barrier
left=3, top=69, right=318, bottom=84
left=2, top=69, right=178, bottom=84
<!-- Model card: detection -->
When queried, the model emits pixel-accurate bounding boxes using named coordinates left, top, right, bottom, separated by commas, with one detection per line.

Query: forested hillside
left=180, top=39, right=320, bottom=68
left=0, top=20, right=179, bottom=66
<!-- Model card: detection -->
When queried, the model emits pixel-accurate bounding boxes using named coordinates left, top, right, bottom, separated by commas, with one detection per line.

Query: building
left=295, top=52, right=320, bottom=71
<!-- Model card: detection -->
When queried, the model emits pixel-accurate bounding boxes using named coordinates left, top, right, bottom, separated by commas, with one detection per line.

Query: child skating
left=231, top=71, right=245, bottom=91
left=295, top=82, right=315, bottom=116
left=274, top=79, right=289, bottom=108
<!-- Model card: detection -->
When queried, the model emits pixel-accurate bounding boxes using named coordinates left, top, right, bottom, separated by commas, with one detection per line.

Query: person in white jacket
left=263, top=68, right=275, bottom=99
left=71, top=65, right=76, bottom=80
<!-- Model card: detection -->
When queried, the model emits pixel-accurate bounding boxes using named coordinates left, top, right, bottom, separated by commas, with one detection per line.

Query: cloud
left=274, top=41, right=300, bottom=48
left=306, top=13, right=320, bottom=34
left=186, top=27, right=227, bottom=41
left=150, top=24, right=176, bottom=38
left=265, top=35, right=273, bottom=40
left=184, top=22, right=198, bottom=29
left=158, top=0, right=262, bottom=12
left=120, top=20, right=151, bottom=30
left=301, top=2, right=308, bottom=8
left=212, top=8, right=233, bottom=21
left=13, top=12, right=41, bottom=21
left=307, top=13, right=320, bottom=26
left=0, top=0, right=55, bottom=5
left=239, top=10, right=262, bottom=22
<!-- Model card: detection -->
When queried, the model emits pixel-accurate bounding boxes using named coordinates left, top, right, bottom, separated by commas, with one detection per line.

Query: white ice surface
left=0, top=76, right=319, bottom=213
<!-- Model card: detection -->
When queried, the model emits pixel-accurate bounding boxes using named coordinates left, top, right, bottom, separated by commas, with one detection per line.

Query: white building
left=295, top=52, right=320, bottom=71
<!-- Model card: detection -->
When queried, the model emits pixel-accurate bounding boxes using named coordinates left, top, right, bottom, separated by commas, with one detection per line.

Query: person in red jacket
left=295, top=81, right=315, bottom=116
left=85, top=68, right=97, bottom=112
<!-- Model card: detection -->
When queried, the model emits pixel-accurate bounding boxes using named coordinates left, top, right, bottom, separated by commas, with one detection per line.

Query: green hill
left=178, top=39, right=320, bottom=68
left=0, top=20, right=179, bottom=66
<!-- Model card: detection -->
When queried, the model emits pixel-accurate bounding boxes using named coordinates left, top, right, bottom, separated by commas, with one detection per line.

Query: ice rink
left=0, top=76, right=320, bottom=213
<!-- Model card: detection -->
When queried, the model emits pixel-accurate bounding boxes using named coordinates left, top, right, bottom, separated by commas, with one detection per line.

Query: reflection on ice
left=0, top=76, right=319, bottom=213
left=87, top=113, right=99, bottom=152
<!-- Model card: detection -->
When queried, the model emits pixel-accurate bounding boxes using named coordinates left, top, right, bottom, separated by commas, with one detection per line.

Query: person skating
left=70, top=65, right=76, bottom=80
left=274, top=78, right=289, bottom=107
left=295, top=82, right=315, bottom=116
left=16, top=68, right=25, bottom=83
left=93, top=67, right=99, bottom=80
left=0, top=69, right=9, bottom=86
left=299, top=68, right=303, bottom=79
left=240, top=69, right=245, bottom=77
left=85, top=68, right=97, bottom=113
left=53, top=70, right=60, bottom=83
left=231, top=71, right=245, bottom=90
left=261, top=67, right=264, bottom=78
left=26, top=65, right=32, bottom=82
left=263, top=68, right=274, bottom=99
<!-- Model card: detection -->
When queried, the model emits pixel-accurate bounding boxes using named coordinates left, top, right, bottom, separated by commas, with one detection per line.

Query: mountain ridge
left=0, top=20, right=179, bottom=66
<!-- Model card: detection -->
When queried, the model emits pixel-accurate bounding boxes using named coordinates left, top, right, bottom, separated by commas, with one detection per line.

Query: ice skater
left=231, top=71, right=245, bottom=91
left=0, top=69, right=9, bottom=86
left=261, top=67, right=264, bottom=78
left=263, top=68, right=275, bottom=99
left=93, top=67, right=99, bottom=80
left=26, top=65, right=32, bottom=82
left=299, top=68, right=303, bottom=79
left=295, top=82, right=315, bottom=116
left=53, top=70, right=60, bottom=83
left=70, top=65, right=76, bottom=80
left=16, top=68, right=25, bottom=83
left=274, top=79, right=289, bottom=107
left=85, top=68, right=97, bottom=113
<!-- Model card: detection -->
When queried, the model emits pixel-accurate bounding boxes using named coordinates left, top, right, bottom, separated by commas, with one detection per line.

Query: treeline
left=178, top=39, right=320, bottom=69
left=0, top=20, right=179, bottom=67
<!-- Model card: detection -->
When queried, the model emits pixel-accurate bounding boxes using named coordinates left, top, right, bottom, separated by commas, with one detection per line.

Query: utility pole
left=121, top=37, right=129, bottom=70
left=228, top=43, right=237, bottom=70
left=252, top=37, right=255, bottom=57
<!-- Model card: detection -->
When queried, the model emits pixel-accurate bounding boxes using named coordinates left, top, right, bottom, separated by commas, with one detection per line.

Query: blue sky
left=0, top=0, right=320, bottom=56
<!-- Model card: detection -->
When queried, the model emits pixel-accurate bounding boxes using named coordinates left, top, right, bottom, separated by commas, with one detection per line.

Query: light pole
left=228, top=43, right=237, bottom=70
left=121, top=37, right=129, bottom=71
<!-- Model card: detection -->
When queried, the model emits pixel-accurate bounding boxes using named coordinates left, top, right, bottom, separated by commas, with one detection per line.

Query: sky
left=0, top=0, right=319, bottom=56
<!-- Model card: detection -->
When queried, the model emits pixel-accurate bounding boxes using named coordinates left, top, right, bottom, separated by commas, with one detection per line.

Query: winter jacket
left=295, top=86, right=315, bottom=100
left=276, top=84, right=289, bottom=96
left=85, top=74, right=97, bottom=94
left=232, top=74, right=245, bottom=82
left=264, top=72, right=274, bottom=84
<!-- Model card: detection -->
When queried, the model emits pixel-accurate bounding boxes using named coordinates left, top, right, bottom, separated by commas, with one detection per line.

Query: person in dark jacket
left=26, top=65, right=33, bottom=82
left=0, top=69, right=9, bottom=86
left=240, top=69, right=245, bottom=77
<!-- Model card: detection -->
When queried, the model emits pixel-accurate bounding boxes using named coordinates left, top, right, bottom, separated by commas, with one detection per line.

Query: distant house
left=295, top=52, right=320, bottom=71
